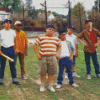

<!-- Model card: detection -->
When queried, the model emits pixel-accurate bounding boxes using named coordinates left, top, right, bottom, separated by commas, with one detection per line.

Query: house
left=0, top=8, right=11, bottom=21
left=38, top=12, right=55, bottom=21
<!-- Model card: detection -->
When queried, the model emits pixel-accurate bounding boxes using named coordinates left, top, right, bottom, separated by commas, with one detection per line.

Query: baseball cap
left=46, top=24, right=55, bottom=29
left=68, top=25, right=75, bottom=30
left=85, top=19, right=92, bottom=24
left=59, top=29, right=66, bottom=35
left=3, top=19, right=12, bottom=24
left=14, top=21, right=22, bottom=26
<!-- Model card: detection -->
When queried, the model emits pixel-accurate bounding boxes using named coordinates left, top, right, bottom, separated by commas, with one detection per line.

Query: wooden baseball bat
left=1, top=53, right=14, bottom=62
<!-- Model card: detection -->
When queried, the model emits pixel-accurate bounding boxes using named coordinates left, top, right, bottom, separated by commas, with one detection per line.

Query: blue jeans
left=71, top=56, right=76, bottom=67
left=0, top=46, right=17, bottom=83
left=57, top=57, right=74, bottom=85
left=84, top=52, right=100, bottom=76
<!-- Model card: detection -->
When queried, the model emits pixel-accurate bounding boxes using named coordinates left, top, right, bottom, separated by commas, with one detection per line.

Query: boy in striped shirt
left=33, top=24, right=61, bottom=92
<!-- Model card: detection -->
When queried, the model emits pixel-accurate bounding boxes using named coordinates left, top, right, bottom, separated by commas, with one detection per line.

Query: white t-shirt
left=66, top=34, right=78, bottom=55
left=0, top=29, right=16, bottom=48
left=59, top=41, right=70, bottom=58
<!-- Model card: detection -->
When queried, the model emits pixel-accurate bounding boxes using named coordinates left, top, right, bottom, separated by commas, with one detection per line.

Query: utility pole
left=45, top=0, right=47, bottom=26
left=97, top=0, right=99, bottom=13
left=68, top=0, right=71, bottom=25
left=23, top=2, right=25, bottom=30
left=79, top=5, right=82, bottom=32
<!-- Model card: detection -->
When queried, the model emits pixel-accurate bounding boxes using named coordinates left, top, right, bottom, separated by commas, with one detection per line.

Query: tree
left=0, top=0, right=12, bottom=8
left=71, top=2, right=86, bottom=32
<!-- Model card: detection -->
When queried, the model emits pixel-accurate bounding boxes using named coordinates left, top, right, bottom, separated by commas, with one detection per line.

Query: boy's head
left=3, top=19, right=12, bottom=29
left=85, top=19, right=92, bottom=28
left=46, top=24, right=55, bottom=36
left=67, top=25, right=75, bottom=35
left=59, top=29, right=66, bottom=40
left=14, top=21, right=22, bottom=30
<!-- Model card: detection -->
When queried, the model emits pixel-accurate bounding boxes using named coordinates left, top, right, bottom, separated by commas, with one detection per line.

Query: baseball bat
left=1, top=53, right=14, bottom=62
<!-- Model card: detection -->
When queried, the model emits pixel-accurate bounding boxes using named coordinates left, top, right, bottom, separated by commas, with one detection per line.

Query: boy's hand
left=69, top=57, right=73, bottom=61
left=83, top=42, right=89, bottom=47
left=15, top=49, right=18, bottom=55
left=94, top=43, right=99, bottom=48
left=56, top=53, right=61, bottom=60
left=24, top=51, right=28, bottom=56
left=37, top=53, right=42, bottom=59
left=0, top=50, right=2, bottom=55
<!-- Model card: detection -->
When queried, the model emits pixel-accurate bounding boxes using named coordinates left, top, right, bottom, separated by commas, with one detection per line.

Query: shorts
left=37, top=56, right=58, bottom=75
left=71, top=56, right=76, bottom=67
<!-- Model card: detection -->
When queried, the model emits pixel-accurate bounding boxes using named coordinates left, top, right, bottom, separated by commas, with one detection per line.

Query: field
left=0, top=42, right=100, bottom=100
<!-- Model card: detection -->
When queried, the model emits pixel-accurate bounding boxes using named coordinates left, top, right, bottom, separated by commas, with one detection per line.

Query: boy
left=65, top=25, right=80, bottom=78
left=56, top=29, right=79, bottom=89
left=33, top=24, right=61, bottom=92
left=14, top=21, right=28, bottom=80
left=77, top=19, right=100, bottom=79
left=0, top=19, right=21, bottom=85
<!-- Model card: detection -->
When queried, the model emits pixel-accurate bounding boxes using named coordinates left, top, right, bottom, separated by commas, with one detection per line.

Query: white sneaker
left=65, top=73, right=68, bottom=78
left=40, top=84, right=45, bottom=92
left=73, top=72, right=81, bottom=78
left=56, top=84, right=62, bottom=89
left=71, top=83, right=79, bottom=87
left=87, top=74, right=91, bottom=80
left=48, top=85, right=55, bottom=92
left=22, top=76, right=27, bottom=80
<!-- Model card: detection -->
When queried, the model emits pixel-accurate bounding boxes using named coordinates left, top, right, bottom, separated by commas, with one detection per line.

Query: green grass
left=0, top=43, right=100, bottom=100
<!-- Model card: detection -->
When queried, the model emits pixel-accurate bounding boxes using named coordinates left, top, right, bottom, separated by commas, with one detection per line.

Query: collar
left=66, top=33, right=74, bottom=37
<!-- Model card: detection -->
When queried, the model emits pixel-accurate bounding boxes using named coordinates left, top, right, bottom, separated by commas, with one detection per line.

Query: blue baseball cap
left=68, top=25, right=75, bottom=30
left=46, top=24, right=55, bottom=29
left=85, top=19, right=92, bottom=24
left=59, top=29, right=66, bottom=35
left=3, top=19, right=12, bottom=24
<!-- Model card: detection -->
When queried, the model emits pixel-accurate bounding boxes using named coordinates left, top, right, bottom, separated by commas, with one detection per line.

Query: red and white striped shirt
left=35, top=34, right=60, bottom=56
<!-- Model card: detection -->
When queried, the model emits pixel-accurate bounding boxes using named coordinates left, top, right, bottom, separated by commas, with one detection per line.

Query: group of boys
left=0, top=19, right=28, bottom=85
left=0, top=18, right=100, bottom=93
left=33, top=19, right=100, bottom=92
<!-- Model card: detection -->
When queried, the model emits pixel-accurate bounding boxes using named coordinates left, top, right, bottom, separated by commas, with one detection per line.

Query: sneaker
left=73, top=72, right=81, bottom=78
left=22, top=76, right=27, bottom=80
left=71, top=83, right=79, bottom=87
left=13, top=81, right=21, bottom=85
left=96, top=74, right=100, bottom=78
left=65, top=73, right=68, bottom=78
left=48, top=85, right=55, bottom=92
left=56, top=84, right=62, bottom=89
left=87, top=74, right=91, bottom=80
left=40, top=84, right=45, bottom=92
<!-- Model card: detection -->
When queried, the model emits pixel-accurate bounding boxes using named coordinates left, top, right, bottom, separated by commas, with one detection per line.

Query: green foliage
left=72, top=2, right=85, bottom=16
left=0, top=0, right=12, bottom=8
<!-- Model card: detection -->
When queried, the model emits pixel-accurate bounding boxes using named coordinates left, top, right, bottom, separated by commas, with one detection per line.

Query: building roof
left=38, top=13, right=51, bottom=20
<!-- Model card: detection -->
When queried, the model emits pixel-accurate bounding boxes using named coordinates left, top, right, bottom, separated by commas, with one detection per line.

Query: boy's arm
left=33, top=42, right=42, bottom=59
left=75, top=44, right=78, bottom=57
left=24, top=44, right=28, bottom=56
left=56, top=42, right=61, bottom=60
left=94, top=38, right=100, bottom=48
left=69, top=50, right=74, bottom=61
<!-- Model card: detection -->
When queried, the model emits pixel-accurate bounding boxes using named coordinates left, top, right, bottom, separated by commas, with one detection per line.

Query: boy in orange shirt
left=14, top=21, right=28, bottom=79
left=33, top=24, right=61, bottom=92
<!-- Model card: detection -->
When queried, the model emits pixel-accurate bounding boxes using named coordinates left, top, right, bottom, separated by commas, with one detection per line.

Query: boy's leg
left=65, top=57, right=74, bottom=85
left=18, top=53, right=26, bottom=78
left=57, top=59, right=65, bottom=85
left=41, top=74, right=46, bottom=84
left=48, top=74, right=54, bottom=83
left=92, top=52, right=100, bottom=77
left=72, top=56, right=80, bottom=78
left=84, top=52, right=91, bottom=75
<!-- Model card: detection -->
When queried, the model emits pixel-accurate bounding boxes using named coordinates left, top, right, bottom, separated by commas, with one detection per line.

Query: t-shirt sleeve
left=70, top=42, right=75, bottom=51
left=77, top=31, right=84, bottom=39
left=74, top=36, right=79, bottom=45
left=35, top=37, right=41, bottom=45
left=13, top=31, right=16, bottom=38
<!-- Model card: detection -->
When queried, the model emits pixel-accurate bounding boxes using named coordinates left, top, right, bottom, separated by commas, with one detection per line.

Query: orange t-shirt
left=14, top=30, right=28, bottom=54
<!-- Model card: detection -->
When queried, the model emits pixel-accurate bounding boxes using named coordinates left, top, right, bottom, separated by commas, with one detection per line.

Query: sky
left=23, top=0, right=95, bottom=15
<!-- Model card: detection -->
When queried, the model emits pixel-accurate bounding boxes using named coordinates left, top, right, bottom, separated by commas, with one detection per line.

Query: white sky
left=23, top=0, right=95, bottom=15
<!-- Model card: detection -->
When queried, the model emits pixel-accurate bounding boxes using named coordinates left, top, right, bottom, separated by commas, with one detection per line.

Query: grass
left=0, top=43, right=100, bottom=100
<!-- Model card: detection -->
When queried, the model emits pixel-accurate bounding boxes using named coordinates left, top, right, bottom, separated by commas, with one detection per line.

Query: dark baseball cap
left=46, top=24, right=55, bottom=29
left=3, top=19, right=12, bottom=24
left=85, top=19, right=92, bottom=24
left=68, top=25, right=75, bottom=30
left=59, top=29, right=66, bottom=35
